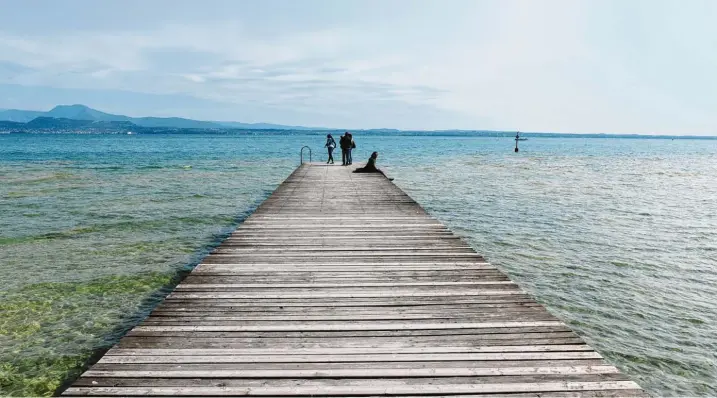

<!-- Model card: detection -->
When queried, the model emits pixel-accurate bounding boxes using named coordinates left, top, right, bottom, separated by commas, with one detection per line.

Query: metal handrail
left=300, top=146, right=312, bottom=164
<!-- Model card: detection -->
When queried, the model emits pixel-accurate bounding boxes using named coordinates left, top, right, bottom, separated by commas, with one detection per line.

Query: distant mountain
left=0, top=109, right=46, bottom=123
left=25, top=117, right=135, bottom=129
left=134, top=117, right=223, bottom=129
left=363, top=128, right=401, bottom=133
left=46, top=104, right=132, bottom=122
left=0, top=120, right=24, bottom=128
left=216, top=121, right=323, bottom=130
left=0, top=104, right=324, bottom=130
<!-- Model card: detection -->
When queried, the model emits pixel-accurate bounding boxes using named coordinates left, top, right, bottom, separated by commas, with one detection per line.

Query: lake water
left=1, top=132, right=716, bottom=396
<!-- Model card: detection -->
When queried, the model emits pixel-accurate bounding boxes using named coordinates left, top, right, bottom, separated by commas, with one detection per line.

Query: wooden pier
left=63, top=164, right=646, bottom=397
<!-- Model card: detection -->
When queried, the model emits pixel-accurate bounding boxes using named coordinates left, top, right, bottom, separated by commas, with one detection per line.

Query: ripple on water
left=391, top=143, right=717, bottom=397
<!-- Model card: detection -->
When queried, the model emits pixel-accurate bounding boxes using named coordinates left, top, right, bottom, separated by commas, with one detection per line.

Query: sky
left=0, top=0, right=715, bottom=134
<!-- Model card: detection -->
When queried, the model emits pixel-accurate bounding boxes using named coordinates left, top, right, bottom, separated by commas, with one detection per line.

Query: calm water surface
left=1, top=132, right=716, bottom=396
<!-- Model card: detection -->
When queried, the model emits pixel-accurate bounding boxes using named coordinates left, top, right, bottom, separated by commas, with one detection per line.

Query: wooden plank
left=83, top=365, right=621, bottom=379
left=165, top=291, right=525, bottom=299
left=146, top=311, right=550, bottom=320
left=207, top=252, right=485, bottom=257
left=63, top=381, right=642, bottom=396
left=151, top=302, right=543, bottom=311
left=106, top=345, right=593, bottom=356
left=115, top=338, right=587, bottom=349
left=154, top=300, right=540, bottom=308
left=124, top=326, right=575, bottom=337
left=153, top=298, right=538, bottom=307
left=180, top=276, right=513, bottom=283
left=97, top=352, right=603, bottom=364
left=175, top=281, right=516, bottom=289
left=62, top=392, right=649, bottom=398
left=72, top=374, right=633, bottom=388
left=88, top=359, right=611, bottom=372
left=168, top=285, right=523, bottom=292
left=194, top=261, right=492, bottom=266
left=194, top=266, right=495, bottom=272
left=139, top=317, right=560, bottom=325
left=148, top=306, right=547, bottom=313
left=133, top=321, right=566, bottom=332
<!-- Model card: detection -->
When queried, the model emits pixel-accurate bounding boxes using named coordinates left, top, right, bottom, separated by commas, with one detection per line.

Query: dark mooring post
left=514, top=131, right=520, bottom=152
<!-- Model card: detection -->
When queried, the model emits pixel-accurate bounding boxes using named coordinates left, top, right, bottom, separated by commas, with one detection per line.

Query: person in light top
left=324, top=134, right=336, bottom=164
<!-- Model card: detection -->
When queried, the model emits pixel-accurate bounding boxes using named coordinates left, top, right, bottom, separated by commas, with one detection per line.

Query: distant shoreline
left=1, top=128, right=716, bottom=140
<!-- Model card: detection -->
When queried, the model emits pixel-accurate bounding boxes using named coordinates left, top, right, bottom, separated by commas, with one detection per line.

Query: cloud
left=0, top=19, right=457, bottom=129
left=0, top=0, right=715, bottom=133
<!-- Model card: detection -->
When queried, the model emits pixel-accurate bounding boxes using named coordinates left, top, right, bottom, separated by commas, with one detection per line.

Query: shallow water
left=1, top=133, right=716, bottom=396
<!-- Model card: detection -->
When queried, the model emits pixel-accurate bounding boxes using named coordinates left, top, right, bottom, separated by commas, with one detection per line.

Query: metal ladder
left=300, top=146, right=312, bottom=164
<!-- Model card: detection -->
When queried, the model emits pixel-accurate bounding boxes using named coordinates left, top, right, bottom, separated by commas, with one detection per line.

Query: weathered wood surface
left=62, top=164, right=646, bottom=397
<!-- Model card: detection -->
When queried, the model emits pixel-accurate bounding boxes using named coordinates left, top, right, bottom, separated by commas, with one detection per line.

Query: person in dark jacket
left=346, top=133, right=355, bottom=165
left=353, top=151, right=384, bottom=176
left=339, top=132, right=351, bottom=166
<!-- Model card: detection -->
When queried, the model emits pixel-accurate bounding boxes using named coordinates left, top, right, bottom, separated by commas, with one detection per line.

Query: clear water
left=1, top=132, right=716, bottom=396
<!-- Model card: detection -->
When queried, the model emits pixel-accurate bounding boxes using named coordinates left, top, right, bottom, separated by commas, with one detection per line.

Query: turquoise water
left=1, top=133, right=716, bottom=396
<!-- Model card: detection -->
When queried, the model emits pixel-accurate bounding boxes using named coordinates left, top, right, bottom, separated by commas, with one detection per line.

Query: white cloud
left=0, top=0, right=715, bottom=133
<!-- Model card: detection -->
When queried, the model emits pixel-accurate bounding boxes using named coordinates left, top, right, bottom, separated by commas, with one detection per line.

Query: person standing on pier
left=339, top=132, right=351, bottom=166
left=347, top=133, right=355, bottom=165
left=324, top=134, right=336, bottom=164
